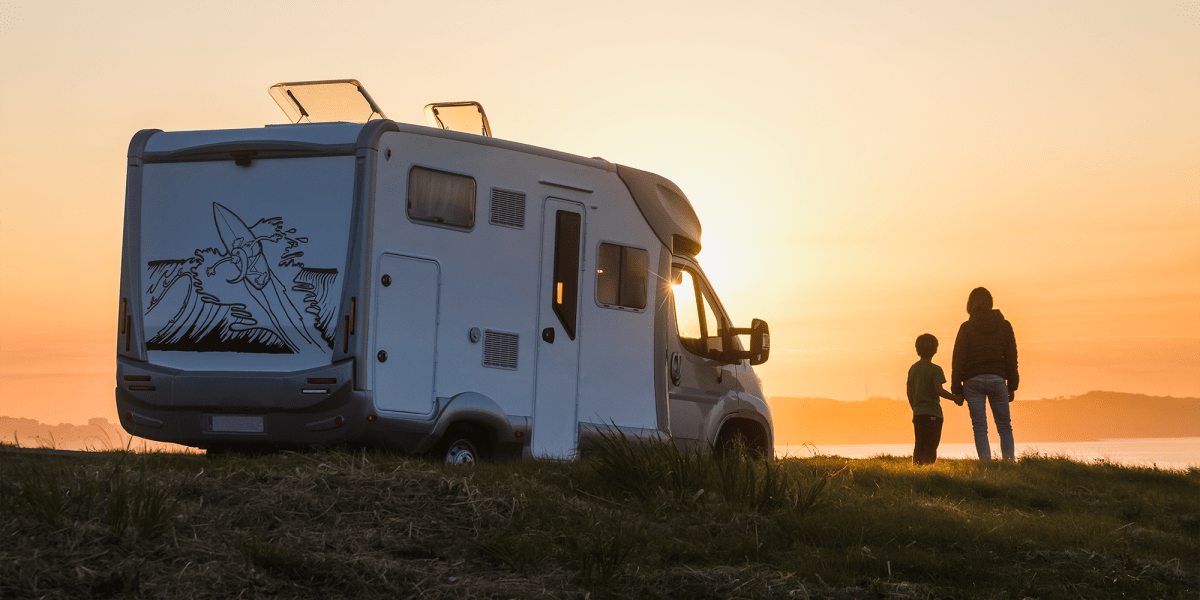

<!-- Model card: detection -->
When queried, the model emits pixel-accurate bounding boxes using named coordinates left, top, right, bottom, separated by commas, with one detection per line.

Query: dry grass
left=1, top=442, right=1197, bottom=599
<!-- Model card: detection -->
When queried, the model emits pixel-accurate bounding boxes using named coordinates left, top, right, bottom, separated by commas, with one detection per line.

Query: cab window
left=672, top=266, right=728, bottom=359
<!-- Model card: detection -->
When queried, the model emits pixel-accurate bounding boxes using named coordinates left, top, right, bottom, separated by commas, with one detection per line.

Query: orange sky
left=1, top=1, right=1197, bottom=426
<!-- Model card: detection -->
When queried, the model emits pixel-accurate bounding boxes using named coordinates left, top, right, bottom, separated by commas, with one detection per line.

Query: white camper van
left=115, top=80, right=772, bottom=461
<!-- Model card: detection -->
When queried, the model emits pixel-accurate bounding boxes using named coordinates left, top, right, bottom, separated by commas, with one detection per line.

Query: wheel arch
left=713, top=413, right=773, bottom=458
left=418, top=392, right=522, bottom=458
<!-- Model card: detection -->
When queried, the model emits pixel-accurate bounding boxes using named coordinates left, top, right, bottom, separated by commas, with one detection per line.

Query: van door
left=532, top=199, right=585, bottom=458
left=666, top=261, right=741, bottom=441
left=373, top=254, right=440, bottom=414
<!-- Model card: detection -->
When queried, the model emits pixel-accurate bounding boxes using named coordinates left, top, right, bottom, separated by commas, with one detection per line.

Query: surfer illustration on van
left=143, top=202, right=338, bottom=356
left=205, top=203, right=283, bottom=289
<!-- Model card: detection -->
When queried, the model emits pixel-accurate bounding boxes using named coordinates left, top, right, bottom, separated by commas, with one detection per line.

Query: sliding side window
left=596, top=243, right=648, bottom=310
left=407, top=166, right=476, bottom=229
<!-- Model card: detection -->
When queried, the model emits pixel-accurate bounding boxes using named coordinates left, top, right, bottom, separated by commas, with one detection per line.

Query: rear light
left=342, top=297, right=357, bottom=353
left=121, top=297, right=131, bottom=351
left=123, top=375, right=151, bottom=382
left=129, top=385, right=155, bottom=391
left=307, top=378, right=336, bottom=384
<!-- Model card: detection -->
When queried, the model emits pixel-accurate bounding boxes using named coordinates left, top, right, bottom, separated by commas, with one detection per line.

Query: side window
left=551, top=211, right=582, bottom=340
left=407, top=166, right=476, bottom=228
left=672, top=266, right=727, bottom=358
left=595, top=243, right=648, bottom=310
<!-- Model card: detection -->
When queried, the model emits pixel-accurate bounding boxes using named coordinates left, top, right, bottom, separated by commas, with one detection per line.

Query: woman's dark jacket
left=951, top=309, right=1018, bottom=395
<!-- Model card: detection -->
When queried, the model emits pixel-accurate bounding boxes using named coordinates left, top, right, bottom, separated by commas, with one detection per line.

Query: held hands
left=952, top=394, right=965, bottom=406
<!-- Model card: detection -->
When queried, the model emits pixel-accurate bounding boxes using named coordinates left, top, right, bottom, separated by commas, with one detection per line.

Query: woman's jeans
left=964, top=374, right=1014, bottom=461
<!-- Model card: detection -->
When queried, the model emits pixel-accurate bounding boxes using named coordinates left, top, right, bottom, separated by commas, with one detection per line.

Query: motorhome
left=115, top=80, right=772, bottom=461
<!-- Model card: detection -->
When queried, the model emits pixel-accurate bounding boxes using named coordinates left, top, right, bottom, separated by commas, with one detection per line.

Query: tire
left=441, top=437, right=480, bottom=465
left=432, top=426, right=488, bottom=465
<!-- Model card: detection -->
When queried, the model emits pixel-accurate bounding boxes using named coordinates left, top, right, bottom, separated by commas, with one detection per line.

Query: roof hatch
left=423, top=101, right=492, bottom=137
left=269, top=80, right=386, bottom=124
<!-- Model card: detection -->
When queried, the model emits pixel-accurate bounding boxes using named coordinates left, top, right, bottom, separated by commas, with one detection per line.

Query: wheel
left=714, top=421, right=769, bottom=460
left=443, top=438, right=479, bottom=464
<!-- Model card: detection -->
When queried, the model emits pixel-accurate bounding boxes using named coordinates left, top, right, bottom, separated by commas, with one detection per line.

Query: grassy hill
left=2, top=440, right=1196, bottom=599
left=769, top=391, right=1200, bottom=446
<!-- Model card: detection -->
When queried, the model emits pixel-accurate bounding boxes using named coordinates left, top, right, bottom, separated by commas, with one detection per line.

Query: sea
left=776, top=437, right=1200, bottom=470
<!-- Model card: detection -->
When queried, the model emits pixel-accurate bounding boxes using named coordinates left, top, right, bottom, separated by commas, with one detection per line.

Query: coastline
left=779, top=436, right=1200, bottom=470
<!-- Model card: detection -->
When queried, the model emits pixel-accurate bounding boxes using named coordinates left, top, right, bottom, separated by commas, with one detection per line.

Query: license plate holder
left=206, top=415, right=264, bottom=434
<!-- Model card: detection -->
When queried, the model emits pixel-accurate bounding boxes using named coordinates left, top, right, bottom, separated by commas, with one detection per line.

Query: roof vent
left=424, top=101, right=492, bottom=137
left=269, top=80, right=386, bottom=124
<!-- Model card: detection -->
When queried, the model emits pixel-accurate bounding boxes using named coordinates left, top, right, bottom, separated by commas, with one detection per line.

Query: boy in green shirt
left=908, top=334, right=964, bottom=464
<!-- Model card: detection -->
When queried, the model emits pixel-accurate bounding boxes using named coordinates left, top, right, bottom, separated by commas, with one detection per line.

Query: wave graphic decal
left=144, top=203, right=339, bottom=355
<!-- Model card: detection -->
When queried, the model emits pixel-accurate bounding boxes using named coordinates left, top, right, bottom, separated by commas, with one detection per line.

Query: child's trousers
left=912, top=415, right=944, bottom=465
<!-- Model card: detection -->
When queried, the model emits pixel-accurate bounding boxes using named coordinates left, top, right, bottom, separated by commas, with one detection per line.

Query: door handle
left=670, top=352, right=682, bottom=386
left=542, top=327, right=555, bottom=344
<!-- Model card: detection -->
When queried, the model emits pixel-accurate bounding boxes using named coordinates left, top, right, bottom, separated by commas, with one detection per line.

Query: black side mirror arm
left=719, top=319, right=771, bottom=366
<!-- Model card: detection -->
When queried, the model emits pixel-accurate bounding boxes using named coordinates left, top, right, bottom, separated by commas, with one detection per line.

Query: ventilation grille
left=482, top=330, right=519, bottom=370
left=489, top=188, right=526, bottom=229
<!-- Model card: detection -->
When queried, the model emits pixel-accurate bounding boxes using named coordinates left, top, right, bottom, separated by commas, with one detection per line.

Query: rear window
left=139, top=155, right=356, bottom=371
left=407, top=166, right=476, bottom=229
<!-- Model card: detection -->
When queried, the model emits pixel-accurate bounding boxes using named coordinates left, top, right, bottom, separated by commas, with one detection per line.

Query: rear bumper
left=115, top=356, right=368, bottom=449
left=115, top=356, right=530, bottom=457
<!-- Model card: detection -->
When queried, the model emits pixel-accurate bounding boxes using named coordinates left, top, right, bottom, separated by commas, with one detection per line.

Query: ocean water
left=776, top=437, right=1200, bottom=470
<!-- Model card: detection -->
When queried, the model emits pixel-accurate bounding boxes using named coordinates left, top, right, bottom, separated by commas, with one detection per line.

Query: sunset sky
left=1, top=1, right=1197, bottom=426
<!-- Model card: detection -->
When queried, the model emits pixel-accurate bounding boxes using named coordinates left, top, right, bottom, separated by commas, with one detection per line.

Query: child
left=907, top=333, right=964, bottom=465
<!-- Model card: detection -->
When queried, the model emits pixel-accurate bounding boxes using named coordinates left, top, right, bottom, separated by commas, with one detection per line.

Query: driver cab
left=666, top=257, right=767, bottom=444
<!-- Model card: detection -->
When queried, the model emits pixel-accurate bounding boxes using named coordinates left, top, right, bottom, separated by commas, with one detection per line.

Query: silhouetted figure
left=907, top=334, right=964, bottom=465
left=951, top=287, right=1019, bottom=461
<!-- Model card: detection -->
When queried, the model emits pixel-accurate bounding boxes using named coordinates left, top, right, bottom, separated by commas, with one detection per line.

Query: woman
left=951, top=287, right=1019, bottom=461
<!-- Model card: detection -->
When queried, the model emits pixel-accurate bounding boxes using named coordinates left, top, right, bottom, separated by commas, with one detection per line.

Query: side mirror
left=718, top=318, right=770, bottom=366
left=748, top=318, right=769, bottom=365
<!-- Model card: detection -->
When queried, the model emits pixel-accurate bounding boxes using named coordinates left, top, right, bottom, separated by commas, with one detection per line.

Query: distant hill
left=0, top=416, right=188, bottom=452
left=768, top=391, right=1200, bottom=445
left=4, top=391, right=1197, bottom=451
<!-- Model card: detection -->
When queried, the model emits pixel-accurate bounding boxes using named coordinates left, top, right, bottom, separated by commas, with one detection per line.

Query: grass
left=1, top=439, right=1196, bottom=599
